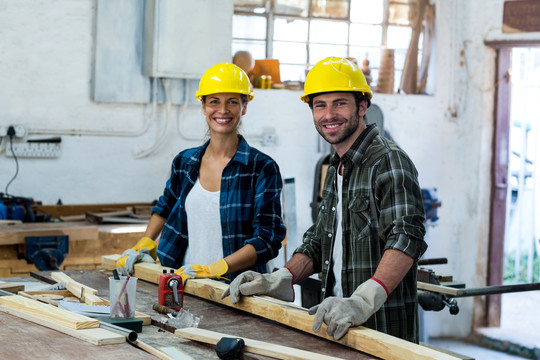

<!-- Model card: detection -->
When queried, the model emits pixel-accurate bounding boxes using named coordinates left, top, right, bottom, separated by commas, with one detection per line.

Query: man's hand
left=221, top=267, right=294, bottom=304
left=116, top=237, right=157, bottom=276
left=309, top=278, right=388, bottom=340
left=175, top=259, right=229, bottom=284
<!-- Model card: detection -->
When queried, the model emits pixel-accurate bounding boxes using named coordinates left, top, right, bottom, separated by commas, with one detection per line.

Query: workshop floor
left=429, top=291, right=540, bottom=360
left=428, top=338, right=527, bottom=360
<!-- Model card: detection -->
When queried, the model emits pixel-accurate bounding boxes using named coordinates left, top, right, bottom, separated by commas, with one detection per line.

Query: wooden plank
left=19, top=290, right=151, bottom=325
left=85, top=210, right=134, bottom=224
left=51, top=271, right=99, bottom=294
left=0, top=223, right=99, bottom=245
left=177, top=327, right=344, bottom=360
left=0, top=295, right=99, bottom=329
left=0, top=280, right=24, bottom=293
left=503, top=1, right=540, bottom=33
left=0, top=304, right=124, bottom=345
left=101, top=254, right=460, bottom=360
left=131, top=340, right=176, bottom=360
left=417, top=281, right=460, bottom=296
left=51, top=272, right=106, bottom=305
left=35, top=202, right=151, bottom=218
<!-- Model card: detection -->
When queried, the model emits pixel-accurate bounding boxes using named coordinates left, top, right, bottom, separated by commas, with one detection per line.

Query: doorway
left=501, top=47, right=540, bottom=335
left=488, top=45, right=540, bottom=330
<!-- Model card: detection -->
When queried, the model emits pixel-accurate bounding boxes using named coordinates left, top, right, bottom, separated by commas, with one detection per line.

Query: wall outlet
left=261, top=127, right=277, bottom=147
left=1, top=125, right=26, bottom=138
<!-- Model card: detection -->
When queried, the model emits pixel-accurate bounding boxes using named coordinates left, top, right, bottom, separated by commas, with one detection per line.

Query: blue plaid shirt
left=153, top=136, right=286, bottom=279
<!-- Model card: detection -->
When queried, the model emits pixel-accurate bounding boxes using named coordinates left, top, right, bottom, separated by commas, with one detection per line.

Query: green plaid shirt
left=295, top=124, right=427, bottom=343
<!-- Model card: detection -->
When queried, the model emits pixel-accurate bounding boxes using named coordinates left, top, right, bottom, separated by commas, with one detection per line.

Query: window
left=233, top=0, right=424, bottom=92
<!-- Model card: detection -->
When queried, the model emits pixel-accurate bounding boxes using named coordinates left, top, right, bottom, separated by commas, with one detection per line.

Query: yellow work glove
left=175, top=258, right=229, bottom=284
left=116, top=237, right=157, bottom=276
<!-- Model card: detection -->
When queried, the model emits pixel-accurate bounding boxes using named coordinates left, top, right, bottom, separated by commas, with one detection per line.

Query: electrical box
left=143, top=0, right=233, bottom=79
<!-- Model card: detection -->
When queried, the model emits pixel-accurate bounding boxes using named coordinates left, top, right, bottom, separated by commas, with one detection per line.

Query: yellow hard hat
left=301, top=57, right=372, bottom=103
left=196, top=62, right=254, bottom=102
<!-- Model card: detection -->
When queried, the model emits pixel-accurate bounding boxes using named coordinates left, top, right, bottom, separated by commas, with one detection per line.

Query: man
left=222, top=57, right=427, bottom=343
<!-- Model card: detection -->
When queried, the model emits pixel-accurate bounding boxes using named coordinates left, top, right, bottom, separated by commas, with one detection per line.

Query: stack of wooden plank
left=0, top=271, right=152, bottom=346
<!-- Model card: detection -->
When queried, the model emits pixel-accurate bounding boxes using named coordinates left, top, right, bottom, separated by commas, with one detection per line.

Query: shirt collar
left=330, top=123, right=379, bottom=168
left=190, top=135, right=250, bottom=166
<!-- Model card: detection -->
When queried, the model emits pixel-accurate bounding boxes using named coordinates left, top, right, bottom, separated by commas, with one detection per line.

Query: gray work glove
left=309, top=278, right=388, bottom=340
left=116, top=248, right=155, bottom=276
left=221, top=268, right=294, bottom=304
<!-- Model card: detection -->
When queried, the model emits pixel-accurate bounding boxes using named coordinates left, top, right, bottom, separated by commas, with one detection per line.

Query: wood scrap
left=129, top=339, right=176, bottom=360
left=158, top=347, right=195, bottom=360
left=0, top=280, right=24, bottom=293
left=399, top=0, right=429, bottom=94
left=0, top=304, right=124, bottom=345
left=0, top=222, right=99, bottom=246
left=177, top=327, right=343, bottom=360
left=19, top=289, right=151, bottom=325
left=417, top=281, right=460, bottom=296
left=101, top=254, right=461, bottom=360
left=51, top=271, right=106, bottom=305
left=0, top=295, right=99, bottom=329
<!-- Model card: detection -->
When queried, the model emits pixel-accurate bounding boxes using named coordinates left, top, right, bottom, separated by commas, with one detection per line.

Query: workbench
left=1, top=270, right=375, bottom=359
left=0, top=222, right=145, bottom=276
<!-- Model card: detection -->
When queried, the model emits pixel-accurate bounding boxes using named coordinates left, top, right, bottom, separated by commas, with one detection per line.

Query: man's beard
left=315, top=113, right=360, bottom=145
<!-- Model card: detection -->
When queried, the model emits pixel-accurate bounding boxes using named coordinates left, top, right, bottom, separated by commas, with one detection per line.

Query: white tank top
left=332, top=172, right=344, bottom=298
left=183, top=178, right=223, bottom=265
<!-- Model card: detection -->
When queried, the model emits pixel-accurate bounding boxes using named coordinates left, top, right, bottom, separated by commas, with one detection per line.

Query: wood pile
left=376, top=49, right=395, bottom=94
left=0, top=203, right=150, bottom=277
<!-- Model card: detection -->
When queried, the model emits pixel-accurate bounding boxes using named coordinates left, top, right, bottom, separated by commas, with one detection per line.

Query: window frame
left=233, top=0, right=418, bottom=86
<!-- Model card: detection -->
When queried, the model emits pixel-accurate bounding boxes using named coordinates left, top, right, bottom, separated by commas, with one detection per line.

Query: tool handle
left=152, top=303, right=178, bottom=317
left=112, top=269, right=120, bottom=280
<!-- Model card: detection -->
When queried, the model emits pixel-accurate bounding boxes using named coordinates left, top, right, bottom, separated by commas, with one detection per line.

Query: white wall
left=1, top=0, right=540, bottom=338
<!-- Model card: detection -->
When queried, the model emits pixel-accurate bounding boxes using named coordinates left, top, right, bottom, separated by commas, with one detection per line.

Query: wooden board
left=0, top=304, right=124, bottom=345
left=51, top=271, right=106, bottom=305
left=0, top=295, right=99, bottom=329
left=177, top=327, right=344, bottom=360
left=0, top=222, right=99, bottom=246
left=0, top=280, right=24, bottom=293
left=19, top=289, right=152, bottom=325
left=417, top=281, right=460, bottom=296
left=101, top=254, right=460, bottom=360
left=35, top=202, right=152, bottom=218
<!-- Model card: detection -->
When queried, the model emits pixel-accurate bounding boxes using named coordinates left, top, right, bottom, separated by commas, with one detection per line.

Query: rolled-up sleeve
left=376, top=151, right=427, bottom=261
left=247, top=159, right=286, bottom=263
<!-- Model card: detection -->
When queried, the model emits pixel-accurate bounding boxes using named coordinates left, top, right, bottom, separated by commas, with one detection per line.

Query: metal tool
left=99, top=320, right=138, bottom=342
left=418, top=260, right=540, bottom=315
left=158, top=269, right=183, bottom=311
left=253, top=295, right=310, bottom=312
left=24, top=235, right=69, bottom=270
left=152, top=303, right=178, bottom=317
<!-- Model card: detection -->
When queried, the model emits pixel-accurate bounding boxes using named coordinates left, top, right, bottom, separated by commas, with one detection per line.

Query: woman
left=116, top=63, right=286, bottom=282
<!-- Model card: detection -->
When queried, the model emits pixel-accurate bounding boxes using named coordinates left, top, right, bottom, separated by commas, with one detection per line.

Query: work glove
left=116, top=237, right=157, bottom=276
left=221, top=267, right=294, bottom=304
left=309, top=278, right=388, bottom=340
left=175, top=259, right=229, bottom=284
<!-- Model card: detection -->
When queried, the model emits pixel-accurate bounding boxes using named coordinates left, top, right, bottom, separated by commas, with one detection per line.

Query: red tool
left=158, top=269, right=183, bottom=311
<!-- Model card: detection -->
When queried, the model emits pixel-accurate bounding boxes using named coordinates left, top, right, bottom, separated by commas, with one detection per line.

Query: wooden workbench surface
left=17, top=269, right=376, bottom=360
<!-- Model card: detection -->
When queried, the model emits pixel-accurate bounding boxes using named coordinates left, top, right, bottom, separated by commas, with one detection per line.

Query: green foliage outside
left=503, top=250, right=540, bottom=284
